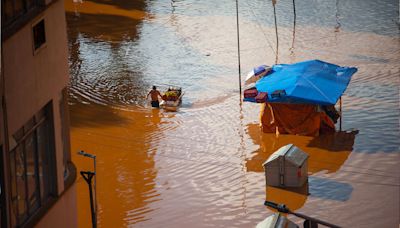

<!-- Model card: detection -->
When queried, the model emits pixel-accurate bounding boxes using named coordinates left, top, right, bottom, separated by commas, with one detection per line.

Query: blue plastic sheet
left=244, top=60, right=357, bottom=105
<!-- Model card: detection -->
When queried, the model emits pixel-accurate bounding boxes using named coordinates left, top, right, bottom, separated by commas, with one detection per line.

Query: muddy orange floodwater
left=66, top=0, right=400, bottom=227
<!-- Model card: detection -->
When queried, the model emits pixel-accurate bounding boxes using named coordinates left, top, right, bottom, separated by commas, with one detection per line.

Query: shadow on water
left=69, top=102, right=131, bottom=128
left=265, top=176, right=353, bottom=212
left=66, top=12, right=142, bottom=43
left=85, top=0, right=147, bottom=11
left=307, top=130, right=357, bottom=152
left=308, top=176, right=353, bottom=201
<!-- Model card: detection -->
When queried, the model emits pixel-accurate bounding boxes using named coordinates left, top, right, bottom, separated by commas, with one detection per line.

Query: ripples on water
left=66, top=0, right=399, bottom=227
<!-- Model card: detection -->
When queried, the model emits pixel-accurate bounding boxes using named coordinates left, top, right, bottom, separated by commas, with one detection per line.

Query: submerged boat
left=160, top=86, right=184, bottom=111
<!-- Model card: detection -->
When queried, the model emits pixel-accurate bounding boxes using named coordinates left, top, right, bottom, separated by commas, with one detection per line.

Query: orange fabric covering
left=261, top=103, right=335, bottom=136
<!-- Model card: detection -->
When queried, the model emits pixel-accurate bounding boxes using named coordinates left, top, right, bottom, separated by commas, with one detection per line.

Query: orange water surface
left=66, top=0, right=399, bottom=227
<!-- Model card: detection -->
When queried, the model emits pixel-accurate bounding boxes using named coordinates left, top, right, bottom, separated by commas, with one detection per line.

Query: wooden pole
left=236, top=0, right=242, bottom=95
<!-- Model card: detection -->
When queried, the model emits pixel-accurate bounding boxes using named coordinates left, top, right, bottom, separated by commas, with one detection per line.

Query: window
left=9, top=102, right=57, bottom=226
left=32, top=19, right=46, bottom=51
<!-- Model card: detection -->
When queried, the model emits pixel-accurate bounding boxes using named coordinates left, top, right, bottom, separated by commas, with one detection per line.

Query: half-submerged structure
left=244, top=60, right=357, bottom=136
left=262, top=144, right=308, bottom=188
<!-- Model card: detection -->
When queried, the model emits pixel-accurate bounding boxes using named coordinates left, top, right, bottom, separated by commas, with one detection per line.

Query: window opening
left=32, top=19, right=46, bottom=51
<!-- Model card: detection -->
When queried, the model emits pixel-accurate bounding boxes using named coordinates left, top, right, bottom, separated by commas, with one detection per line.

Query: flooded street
left=65, top=0, right=399, bottom=227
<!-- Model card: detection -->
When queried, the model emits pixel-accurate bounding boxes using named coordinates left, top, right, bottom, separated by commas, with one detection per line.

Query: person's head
left=153, top=85, right=156, bottom=90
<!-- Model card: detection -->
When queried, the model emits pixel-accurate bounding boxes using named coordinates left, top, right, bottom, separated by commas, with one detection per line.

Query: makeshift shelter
left=243, top=60, right=357, bottom=136
left=262, top=144, right=309, bottom=187
left=260, top=103, right=336, bottom=136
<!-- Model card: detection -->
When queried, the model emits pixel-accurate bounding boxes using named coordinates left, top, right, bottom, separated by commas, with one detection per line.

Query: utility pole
left=78, top=151, right=97, bottom=228
left=80, top=171, right=97, bottom=228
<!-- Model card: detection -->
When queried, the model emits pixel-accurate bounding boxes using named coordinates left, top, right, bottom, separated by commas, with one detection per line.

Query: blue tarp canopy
left=245, top=60, right=357, bottom=105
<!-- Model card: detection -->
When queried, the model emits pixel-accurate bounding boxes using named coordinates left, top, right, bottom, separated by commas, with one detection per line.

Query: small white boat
left=160, top=86, right=183, bottom=112
left=160, top=100, right=180, bottom=111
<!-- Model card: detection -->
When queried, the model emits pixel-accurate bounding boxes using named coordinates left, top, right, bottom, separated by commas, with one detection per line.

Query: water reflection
left=65, top=0, right=151, bottom=107
left=289, top=0, right=296, bottom=61
left=85, top=0, right=147, bottom=10
left=150, top=108, right=162, bottom=125
left=307, top=130, right=357, bottom=152
left=246, top=123, right=356, bottom=210
left=66, top=12, right=142, bottom=42
left=308, top=177, right=353, bottom=202
left=245, top=124, right=356, bottom=174
left=65, top=0, right=148, bottom=23
left=266, top=183, right=309, bottom=211
left=334, top=0, right=341, bottom=33
left=70, top=102, right=161, bottom=227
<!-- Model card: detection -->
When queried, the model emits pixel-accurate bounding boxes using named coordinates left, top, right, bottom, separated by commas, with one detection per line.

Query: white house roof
left=263, top=144, right=308, bottom=167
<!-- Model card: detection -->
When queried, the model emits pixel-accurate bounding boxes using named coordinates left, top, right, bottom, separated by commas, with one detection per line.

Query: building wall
left=0, top=96, right=3, bottom=146
left=2, top=0, right=77, bottom=226
left=35, top=183, right=78, bottom=228
left=3, top=0, right=69, bottom=192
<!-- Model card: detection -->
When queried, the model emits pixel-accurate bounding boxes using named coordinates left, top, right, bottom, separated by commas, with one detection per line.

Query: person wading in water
left=147, top=85, right=163, bottom=108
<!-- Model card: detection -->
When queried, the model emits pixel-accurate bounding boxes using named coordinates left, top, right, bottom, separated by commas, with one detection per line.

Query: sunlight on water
left=66, top=0, right=399, bottom=227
